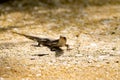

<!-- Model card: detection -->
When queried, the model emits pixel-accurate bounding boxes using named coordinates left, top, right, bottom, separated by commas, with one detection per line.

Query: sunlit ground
left=0, top=1, right=120, bottom=80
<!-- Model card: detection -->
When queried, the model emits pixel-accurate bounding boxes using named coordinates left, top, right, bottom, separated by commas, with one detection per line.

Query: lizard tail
left=12, top=31, right=28, bottom=36
left=12, top=31, right=40, bottom=41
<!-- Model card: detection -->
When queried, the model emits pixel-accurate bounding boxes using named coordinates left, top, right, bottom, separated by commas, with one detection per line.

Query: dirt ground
left=0, top=1, right=120, bottom=80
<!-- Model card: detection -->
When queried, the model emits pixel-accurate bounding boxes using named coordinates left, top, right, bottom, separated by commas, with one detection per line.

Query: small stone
left=31, top=58, right=35, bottom=60
left=36, top=73, right=41, bottom=77
left=90, top=43, right=97, bottom=47
left=112, top=47, right=116, bottom=50
left=98, top=55, right=108, bottom=61
left=0, top=77, right=4, bottom=80
left=75, top=54, right=83, bottom=57
left=21, top=78, right=30, bottom=80
left=111, top=32, right=115, bottom=34
left=115, top=61, right=119, bottom=63
left=106, top=62, right=110, bottom=64
left=6, top=67, right=11, bottom=69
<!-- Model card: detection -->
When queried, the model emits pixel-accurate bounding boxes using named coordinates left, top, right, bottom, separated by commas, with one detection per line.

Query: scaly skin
left=12, top=32, right=69, bottom=50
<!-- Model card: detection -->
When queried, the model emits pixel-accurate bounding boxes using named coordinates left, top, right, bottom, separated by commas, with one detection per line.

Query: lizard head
left=58, top=36, right=67, bottom=47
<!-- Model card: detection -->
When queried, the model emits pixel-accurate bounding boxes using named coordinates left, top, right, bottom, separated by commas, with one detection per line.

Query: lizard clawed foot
left=65, top=44, right=72, bottom=51
left=50, top=47, right=60, bottom=51
left=31, top=44, right=42, bottom=47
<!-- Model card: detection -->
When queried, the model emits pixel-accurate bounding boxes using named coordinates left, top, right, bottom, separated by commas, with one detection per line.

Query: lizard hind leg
left=50, top=47, right=56, bottom=51
left=32, top=42, right=42, bottom=47
left=50, top=47, right=62, bottom=51
left=37, top=42, right=42, bottom=47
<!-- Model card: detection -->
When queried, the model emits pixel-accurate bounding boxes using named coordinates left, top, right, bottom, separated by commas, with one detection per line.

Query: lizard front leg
left=65, top=44, right=71, bottom=50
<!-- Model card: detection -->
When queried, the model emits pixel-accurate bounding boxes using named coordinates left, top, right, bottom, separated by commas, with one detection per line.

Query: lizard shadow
left=49, top=47, right=64, bottom=57
left=33, top=45, right=64, bottom=57
left=55, top=48, right=64, bottom=57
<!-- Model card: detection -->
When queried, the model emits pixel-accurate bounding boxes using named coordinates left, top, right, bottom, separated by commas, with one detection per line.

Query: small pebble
left=30, top=58, right=35, bottom=60
left=106, top=62, right=110, bottom=64
left=112, top=47, right=116, bottom=50
left=0, top=77, right=4, bottom=80
left=115, top=61, right=119, bottom=63
left=111, top=32, right=115, bottom=34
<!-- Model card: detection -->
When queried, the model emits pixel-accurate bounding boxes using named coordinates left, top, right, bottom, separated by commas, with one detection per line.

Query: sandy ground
left=0, top=1, right=120, bottom=80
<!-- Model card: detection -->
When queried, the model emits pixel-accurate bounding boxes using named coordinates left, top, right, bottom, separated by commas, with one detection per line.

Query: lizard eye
left=64, top=37, right=66, bottom=39
left=60, top=36, right=66, bottom=40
